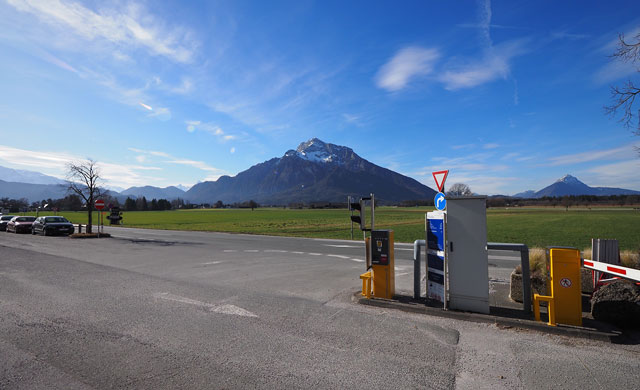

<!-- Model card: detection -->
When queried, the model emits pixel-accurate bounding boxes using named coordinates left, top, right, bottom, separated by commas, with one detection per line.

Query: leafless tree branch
left=605, top=32, right=640, bottom=138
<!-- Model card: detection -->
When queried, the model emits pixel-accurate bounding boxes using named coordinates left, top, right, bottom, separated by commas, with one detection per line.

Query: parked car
left=6, top=216, right=36, bottom=233
left=32, top=216, right=75, bottom=236
left=0, top=215, right=16, bottom=231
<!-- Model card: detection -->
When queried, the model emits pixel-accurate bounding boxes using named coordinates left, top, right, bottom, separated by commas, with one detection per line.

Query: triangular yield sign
left=432, top=170, right=449, bottom=193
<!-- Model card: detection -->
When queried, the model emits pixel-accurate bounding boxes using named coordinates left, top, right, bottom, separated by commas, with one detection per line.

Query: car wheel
left=32, top=228, right=36, bottom=235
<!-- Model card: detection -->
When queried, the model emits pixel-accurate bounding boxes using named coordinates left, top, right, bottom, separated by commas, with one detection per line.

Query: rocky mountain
left=186, top=138, right=436, bottom=205
left=0, top=165, right=66, bottom=185
left=121, top=186, right=186, bottom=200
left=514, top=175, right=640, bottom=198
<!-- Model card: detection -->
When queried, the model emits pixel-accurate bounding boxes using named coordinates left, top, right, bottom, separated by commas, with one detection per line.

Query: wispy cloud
left=185, top=120, right=236, bottom=141
left=546, top=144, right=637, bottom=166
left=585, top=159, right=640, bottom=189
left=439, top=39, right=527, bottom=90
left=483, top=143, right=500, bottom=149
left=129, top=147, right=227, bottom=180
left=375, top=47, right=441, bottom=91
left=7, top=0, right=196, bottom=63
left=593, top=26, right=640, bottom=84
left=0, top=144, right=162, bottom=188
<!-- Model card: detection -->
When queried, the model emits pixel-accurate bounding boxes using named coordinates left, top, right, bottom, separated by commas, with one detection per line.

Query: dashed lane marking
left=200, top=261, right=222, bottom=265
left=327, top=254, right=350, bottom=259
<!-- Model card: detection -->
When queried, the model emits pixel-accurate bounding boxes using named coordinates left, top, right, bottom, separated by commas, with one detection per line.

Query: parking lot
left=1, top=227, right=639, bottom=389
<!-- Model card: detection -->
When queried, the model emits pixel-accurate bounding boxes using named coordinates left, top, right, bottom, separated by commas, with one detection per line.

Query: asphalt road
left=1, top=227, right=639, bottom=389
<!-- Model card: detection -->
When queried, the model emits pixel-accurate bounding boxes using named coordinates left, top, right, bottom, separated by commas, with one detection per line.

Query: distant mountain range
left=186, top=138, right=436, bottom=204
left=513, top=175, right=640, bottom=198
left=0, top=138, right=436, bottom=205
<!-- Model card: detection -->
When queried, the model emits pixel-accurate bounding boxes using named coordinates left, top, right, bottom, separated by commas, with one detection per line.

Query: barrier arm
left=582, top=259, right=640, bottom=283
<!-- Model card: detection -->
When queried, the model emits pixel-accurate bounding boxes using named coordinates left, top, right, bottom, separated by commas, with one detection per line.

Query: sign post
left=95, top=199, right=105, bottom=237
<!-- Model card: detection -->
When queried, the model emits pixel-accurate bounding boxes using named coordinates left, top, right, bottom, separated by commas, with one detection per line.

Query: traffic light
left=349, top=200, right=365, bottom=230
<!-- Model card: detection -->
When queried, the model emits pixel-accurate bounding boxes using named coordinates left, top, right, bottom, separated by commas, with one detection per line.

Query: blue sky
left=0, top=0, right=639, bottom=194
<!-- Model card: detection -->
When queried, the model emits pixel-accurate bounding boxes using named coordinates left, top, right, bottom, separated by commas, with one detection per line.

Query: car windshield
left=15, top=217, right=36, bottom=222
left=45, top=217, right=68, bottom=223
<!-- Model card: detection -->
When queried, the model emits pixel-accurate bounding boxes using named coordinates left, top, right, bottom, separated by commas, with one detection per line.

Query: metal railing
left=412, top=240, right=531, bottom=314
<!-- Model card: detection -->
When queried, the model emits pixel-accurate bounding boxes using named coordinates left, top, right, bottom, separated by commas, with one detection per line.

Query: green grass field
left=24, top=206, right=640, bottom=251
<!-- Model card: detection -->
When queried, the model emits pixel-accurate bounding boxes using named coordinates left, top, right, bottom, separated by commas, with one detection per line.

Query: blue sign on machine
left=426, top=211, right=446, bottom=304
left=434, top=192, right=446, bottom=211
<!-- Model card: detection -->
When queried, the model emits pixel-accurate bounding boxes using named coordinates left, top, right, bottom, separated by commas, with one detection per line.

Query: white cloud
left=439, top=39, right=527, bottom=90
left=135, top=155, right=146, bottom=163
left=375, top=47, right=441, bottom=91
left=130, top=147, right=226, bottom=175
left=0, top=144, right=162, bottom=188
left=585, top=159, right=640, bottom=189
left=546, top=144, right=637, bottom=166
left=7, top=0, right=196, bottom=63
left=483, top=143, right=500, bottom=149
left=185, top=120, right=235, bottom=141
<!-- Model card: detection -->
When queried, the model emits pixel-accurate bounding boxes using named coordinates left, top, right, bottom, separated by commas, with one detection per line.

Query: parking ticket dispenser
left=546, top=247, right=582, bottom=326
left=371, top=230, right=395, bottom=299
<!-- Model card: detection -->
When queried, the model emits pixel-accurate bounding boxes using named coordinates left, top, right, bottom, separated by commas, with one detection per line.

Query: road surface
left=1, top=227, right=638, bottom=389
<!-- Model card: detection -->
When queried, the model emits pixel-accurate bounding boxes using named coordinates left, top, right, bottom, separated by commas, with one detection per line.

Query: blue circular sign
left=434, top=192, right=446, bottom=210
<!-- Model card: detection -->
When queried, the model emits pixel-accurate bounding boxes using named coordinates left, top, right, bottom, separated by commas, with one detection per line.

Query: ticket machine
left=370, top=230, right=395, bottom=299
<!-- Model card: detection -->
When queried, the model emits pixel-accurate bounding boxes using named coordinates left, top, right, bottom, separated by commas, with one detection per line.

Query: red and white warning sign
left=432, top=170, right=449, bottom=192
left=560, top=278, right=572, bottom=288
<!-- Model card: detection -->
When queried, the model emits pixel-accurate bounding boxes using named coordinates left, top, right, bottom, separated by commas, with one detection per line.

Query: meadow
left=26, top=206, right=640, bottom=251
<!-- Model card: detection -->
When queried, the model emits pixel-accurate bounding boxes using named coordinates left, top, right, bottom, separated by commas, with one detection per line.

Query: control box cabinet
left=446, top=197, right=489, bottom=314
left=370, top=230, right=394, bottom=299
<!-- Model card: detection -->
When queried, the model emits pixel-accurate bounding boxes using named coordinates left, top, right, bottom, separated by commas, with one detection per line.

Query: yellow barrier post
left=360, top=271, right=372, bottom=299
left=548, top=247, right=582, bottom=326
left=534, top=247, right=582, bottom=327
left=533, top=294, right=556, bottom=326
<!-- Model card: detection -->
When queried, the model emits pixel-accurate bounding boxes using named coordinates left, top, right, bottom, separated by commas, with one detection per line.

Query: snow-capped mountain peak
left=555, top=174, right=581, bottom=185
left=289, top=138, right=345, bottom=164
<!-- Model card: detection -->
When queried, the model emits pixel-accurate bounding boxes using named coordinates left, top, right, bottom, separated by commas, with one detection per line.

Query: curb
left=356, top=294, right=622, bottom=342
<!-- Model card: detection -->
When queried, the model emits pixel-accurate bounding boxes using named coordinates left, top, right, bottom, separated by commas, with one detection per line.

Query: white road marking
left=291, top=251, right=305, bottom=254
left=324, top=244, right=361, bottom=248
left=264, top=249, right=288, bottom=253
left=308, top=253, right=322, bottom=256
left=395, top=248, right=413, bottom=252
left=350, top=258, right=365, bottom=263
left=154, top=292, right=258, bottom=318
left=244, top=250, right=259, bottom=253
left=200, top=261, right=222, bottom=265
left=396, top=272, right=410, bottom=277
left=327, top=254, right=350, bottom=259
left=223, top=249, right=237, bottom=253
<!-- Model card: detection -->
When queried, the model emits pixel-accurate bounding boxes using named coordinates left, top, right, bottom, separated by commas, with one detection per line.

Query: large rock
left=591, top=280, right=640, bottom=327
left=509, top=270, right=548, bottom=303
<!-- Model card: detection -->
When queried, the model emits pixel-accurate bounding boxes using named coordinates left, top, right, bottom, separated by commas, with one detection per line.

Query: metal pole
left=370, top=193, right=375, bottom=231
left=413, top=240, right=425, bottom=300
left=348, top=196, right=353, bottom=240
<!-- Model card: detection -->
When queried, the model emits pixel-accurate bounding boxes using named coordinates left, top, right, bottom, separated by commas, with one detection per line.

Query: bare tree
left=446, top=183, right=473, bottom=197
left=605, top=32, right=640, bottom=142
left=67, top=159, right=103, bottom=233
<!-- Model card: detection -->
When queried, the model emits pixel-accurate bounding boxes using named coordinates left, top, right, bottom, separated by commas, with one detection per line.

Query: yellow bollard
left=360, top=271, right=372, bottom=299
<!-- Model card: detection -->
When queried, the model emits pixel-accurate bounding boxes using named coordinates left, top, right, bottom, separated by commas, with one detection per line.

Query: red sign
left=95, top=199, right=105, bottom=210
left=432, top=170, right=449, bottom=193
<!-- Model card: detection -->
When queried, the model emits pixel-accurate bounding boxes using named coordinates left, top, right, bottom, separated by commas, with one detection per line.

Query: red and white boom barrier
left=582, top=259, right=640, bottom=283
